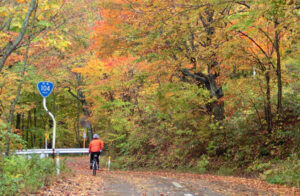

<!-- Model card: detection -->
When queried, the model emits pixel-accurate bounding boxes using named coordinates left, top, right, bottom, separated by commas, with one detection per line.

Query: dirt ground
left=36, top=157, right=299, bottom=196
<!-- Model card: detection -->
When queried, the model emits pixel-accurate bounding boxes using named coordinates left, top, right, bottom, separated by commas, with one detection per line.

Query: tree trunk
left=16, top=113, right=21, bottom=129
left=80, top=92, right=93, bottom=141
left=76, top=99, right=81, bottom=147
left=265, top=70, right=272, bottom=133
left=67, top=73, right=93, bottom=141
left=274, top=19, right=282, bottom=118
left=22, top=113, right=27, bottom=142
left=181, top=69, right=224, bottom=121
left=207, top=74, right=224, bottom=121
left=34, top=108, right=42, bottom=148
left=27, top=111, right=31, bottom=147
left=199, top=8, right=225, bottom=121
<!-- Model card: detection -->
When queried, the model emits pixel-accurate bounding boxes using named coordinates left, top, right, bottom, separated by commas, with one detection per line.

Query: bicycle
left=92, top=153, right=99, bottom=176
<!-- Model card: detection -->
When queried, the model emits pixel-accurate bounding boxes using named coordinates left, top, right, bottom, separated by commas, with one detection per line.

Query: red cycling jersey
left=89, top=139, right=104, bottom=153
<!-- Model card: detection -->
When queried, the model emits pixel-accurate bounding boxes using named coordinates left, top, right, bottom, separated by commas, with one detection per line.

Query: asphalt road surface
left=37, top=157, right=296, bottom=196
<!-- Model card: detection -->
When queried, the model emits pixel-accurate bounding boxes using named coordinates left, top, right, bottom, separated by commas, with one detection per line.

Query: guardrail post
left=56, top=152, right=60, bottom=175
left=108, top=156, right=111, bottom=171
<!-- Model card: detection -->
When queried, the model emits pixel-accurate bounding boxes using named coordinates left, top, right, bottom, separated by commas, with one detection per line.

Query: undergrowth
left=0, top=155, right=69, bottom=195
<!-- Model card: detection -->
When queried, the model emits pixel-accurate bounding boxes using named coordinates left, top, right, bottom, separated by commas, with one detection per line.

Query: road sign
left=83, top=132, right=86, bottom=139
left=37, top=81, right=54, bottom=97
left=38, top=81, right=56, bottom=158
left=45, top=133, right=49, bottom=141
left=80, top=117, right=91, bottom=128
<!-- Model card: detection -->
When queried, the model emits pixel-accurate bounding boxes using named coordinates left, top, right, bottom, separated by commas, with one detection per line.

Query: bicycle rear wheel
left=92, top=160, right=97, bottom=176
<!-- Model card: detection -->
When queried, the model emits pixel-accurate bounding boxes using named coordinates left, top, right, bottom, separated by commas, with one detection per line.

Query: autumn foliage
left=0, top=0, right=299, bottom=192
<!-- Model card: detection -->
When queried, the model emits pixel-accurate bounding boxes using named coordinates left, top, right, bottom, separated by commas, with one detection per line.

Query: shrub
left=217, top=167, right=236, bottom=176
left=0, top=155, right=58, bottom=195
left=193, top=155, right=210, bottom=173
left=260, top=154, right=300, bottom=188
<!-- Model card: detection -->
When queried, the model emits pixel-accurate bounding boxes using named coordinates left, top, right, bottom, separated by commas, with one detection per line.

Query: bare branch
left=67, top=87, right=81, bottom=102
left=180, top=68, right=208, bottom=84
left=237, top=30, right=275, bottom=69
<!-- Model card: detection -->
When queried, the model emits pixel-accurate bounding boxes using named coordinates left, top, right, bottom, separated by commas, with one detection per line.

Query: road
left=37, top=157, right=297, bottom=196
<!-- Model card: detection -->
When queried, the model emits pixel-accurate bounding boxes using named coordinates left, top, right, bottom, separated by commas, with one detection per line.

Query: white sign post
left=45, top=137, right=47, bottom=149
left=83, top=132, right=86, bottom=148
left=43, top=98, right=56, bottom=155
left=37, top=82, right=56, bottom=158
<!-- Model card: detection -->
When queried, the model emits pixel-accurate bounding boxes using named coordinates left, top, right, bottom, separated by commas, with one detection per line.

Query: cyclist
left=89, top=134, right=104, bottom=169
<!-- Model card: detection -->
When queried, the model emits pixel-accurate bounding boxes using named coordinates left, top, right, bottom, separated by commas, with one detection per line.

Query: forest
left=0, top=0, right=299, bottom=194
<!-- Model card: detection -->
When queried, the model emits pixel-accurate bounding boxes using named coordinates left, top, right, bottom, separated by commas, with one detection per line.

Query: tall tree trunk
left=5, top=3, right=36, bottom=155
left=78, top=89, right=93, bottom=141
left=67, top=73, right=93, bottom=141
left=265, top=70, right=272, bottom=133
left=16, top=113, right=21, bottom=129
left=76, top=99, right=81, bottom=147
left=76, top=73, right=93, bottom=141
left=34, top=108, right=42, bottom=148
left=201, top=8, right=225, bottom=121
left=274, top=18, right=282, bottom=118
left=22, top=113, right=27, bottom=141
left=27, top=111, right=31, bottom=147
left=179, top=8, right=225, bottom=121
left=27, top=110, right=34, bottom=148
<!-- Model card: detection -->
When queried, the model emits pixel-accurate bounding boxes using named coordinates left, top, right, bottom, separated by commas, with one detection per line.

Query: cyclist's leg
left=96, top=152, right=100, bottom=169
left=90, top=152, right=95, bottom=169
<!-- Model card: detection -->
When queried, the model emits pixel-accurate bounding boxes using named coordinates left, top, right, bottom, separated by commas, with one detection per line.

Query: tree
left=94, top=0, right=228, bottom=120
left=219, top=0, right=299, bottom=132
left=0, top=0, right=37, bottom=74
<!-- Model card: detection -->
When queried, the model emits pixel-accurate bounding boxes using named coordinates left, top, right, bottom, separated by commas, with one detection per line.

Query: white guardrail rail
left=14, top=148, right=111, bottom=175
left=14, top=148, right=89, bottom=175
left=15, top=148, right=89, bottom=155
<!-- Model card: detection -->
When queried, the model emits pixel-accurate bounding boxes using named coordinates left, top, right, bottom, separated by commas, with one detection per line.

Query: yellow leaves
left=16, top=0, right=29, bottom=3
left=42, top=31, right=72, bottom=52
left=0, top=6, right=8, bottom=17
left=0, top=32, right=11, bottom=47
left=141, top=83, right=159, bottom=96
left=72, top=58, right=105, bottom=77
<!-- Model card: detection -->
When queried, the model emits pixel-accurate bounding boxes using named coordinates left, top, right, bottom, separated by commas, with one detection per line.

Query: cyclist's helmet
left=93, top=134, right=99, bottom=139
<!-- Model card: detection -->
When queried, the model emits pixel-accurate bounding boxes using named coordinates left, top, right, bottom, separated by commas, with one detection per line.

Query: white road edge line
left=172, top=181, right=183, bottom=188
left=184, top=194, right=193, bottom=196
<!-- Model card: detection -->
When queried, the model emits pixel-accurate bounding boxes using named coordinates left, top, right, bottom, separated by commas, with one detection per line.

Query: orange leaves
left=91, top=0, right=141, bottom=58
left=14, top=129, right=22, bottom=135
left=6, top=54, right=24, bottom=67
left=103, top=56, right=136, bottom=69
left=72, top=55, right=136, bottom=77
left=16, top=0, right=29, bottom=4
left=164, top=92, right=174, bottom=98
left=72, top=58, right=103, bottom=76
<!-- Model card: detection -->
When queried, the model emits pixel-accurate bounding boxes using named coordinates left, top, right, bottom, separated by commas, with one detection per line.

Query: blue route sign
left=37, top=81, right=54, bottom=97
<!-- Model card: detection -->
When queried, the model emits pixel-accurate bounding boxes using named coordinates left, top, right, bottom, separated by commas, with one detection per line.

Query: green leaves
left=0, top=155, right=57, bottom=195
left=37, top=20, right=54, bottom=28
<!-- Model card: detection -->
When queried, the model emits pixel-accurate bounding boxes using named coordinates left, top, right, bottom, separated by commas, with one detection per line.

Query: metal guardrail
left=14, top=148, right=90, bottom=175
left=15, top=148, right=89, bottom=155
